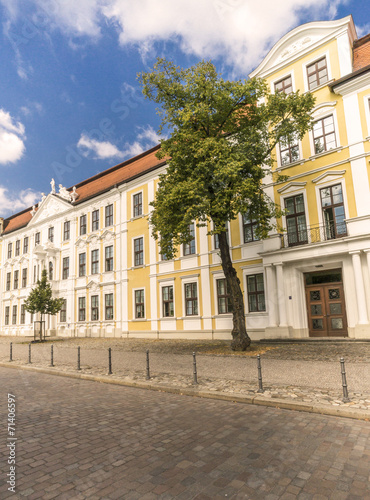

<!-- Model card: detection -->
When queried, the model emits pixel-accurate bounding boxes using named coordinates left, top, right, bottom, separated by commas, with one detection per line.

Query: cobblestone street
left=1, top=367, right=370, bottom=500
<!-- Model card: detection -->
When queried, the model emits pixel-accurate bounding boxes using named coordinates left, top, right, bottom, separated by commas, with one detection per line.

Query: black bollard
left=28, top=343, right=32, bottom=364
left=192, top=352, right=198, bottom=385
left=108, top=348, right=112, bottom=375
left=50, top=345, right=54, bottom=367
left=9, top=342, right=12, bottom=362
left=146, top=350, right=150, bottom=380
left=257, top=354, right=264, bottom=393
left=77, top=346, right=81, bottom=371
left=340, top=357, right=350, bottom=402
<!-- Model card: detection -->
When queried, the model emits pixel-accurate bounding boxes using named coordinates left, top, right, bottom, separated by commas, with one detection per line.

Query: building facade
left=1, top=15, right=370, bottom=340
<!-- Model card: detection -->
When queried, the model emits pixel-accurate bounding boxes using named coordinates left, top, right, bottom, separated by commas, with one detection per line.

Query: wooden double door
left=305, top=280, right=347, bottom=337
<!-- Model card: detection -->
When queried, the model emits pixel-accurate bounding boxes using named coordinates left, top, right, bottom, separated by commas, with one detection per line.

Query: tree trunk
left=218, top=231, right=251, bottom=351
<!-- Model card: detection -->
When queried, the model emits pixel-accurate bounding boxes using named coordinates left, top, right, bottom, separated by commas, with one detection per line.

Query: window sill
left=309, top=146, right=343, bottom=161
left=305, top=78, right=334, bottom=94
left=275, top=158, right=307, bottom=171
left=181, top=316, right=201, bottom=320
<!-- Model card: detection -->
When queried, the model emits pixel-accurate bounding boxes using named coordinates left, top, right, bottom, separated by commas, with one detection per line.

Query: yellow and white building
left=1, top=15, right=370, bottom=339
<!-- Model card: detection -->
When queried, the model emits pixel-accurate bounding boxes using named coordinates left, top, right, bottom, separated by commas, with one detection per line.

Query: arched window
left=49, top=261, right=53, bottom=281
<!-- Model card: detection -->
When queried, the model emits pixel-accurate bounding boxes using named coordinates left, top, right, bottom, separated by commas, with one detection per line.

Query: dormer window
left=307, top=57, right=328, bottom=90
left=274, top=75, right=292, bottom=94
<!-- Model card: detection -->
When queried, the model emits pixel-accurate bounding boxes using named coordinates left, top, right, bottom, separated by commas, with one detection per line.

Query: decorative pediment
left=28, top=194, right=72, bottom=226
left=99, top=230, right=115, bottom=241
left=75, top=238, right=86, bottom=248
left=87, top=280, right=100, bottom=292
left=249, top=16, right=354, bottom=79
left=277, top=181, right=307, bottom=194
left=87, top=234, right=99, bottom=244
left=312, top=170, right=346, bottom=184
left=311, top=101, right=337, bottom=119
left=19, top=256, right=29, bottom=264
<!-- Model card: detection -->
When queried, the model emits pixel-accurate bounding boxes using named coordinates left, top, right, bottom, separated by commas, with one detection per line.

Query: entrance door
left=305, top=274, right=347, bottom=337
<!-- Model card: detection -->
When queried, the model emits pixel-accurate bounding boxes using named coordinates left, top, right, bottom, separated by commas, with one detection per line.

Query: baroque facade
left=1, top=15, right=370, bottom=339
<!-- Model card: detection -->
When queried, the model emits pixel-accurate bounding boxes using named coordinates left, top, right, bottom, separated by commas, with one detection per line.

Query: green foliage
left=24, top=269, right=64, bottom=317
left=139, top=58, right=315, bottom=258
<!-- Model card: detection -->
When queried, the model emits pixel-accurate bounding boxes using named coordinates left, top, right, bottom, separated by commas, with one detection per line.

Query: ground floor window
left=216, top=279, right=233, bottom=314
left=162, top=285, right=174, bottom=317
left=12, top=305, right=17, bottom=325
left=20, top=304, right=26, bottom=324
left=91, top=295, right=99, bottom=321
left=79, top=297, right=86, bottom=321
left=246, top=274, right=266, bottom=312
left=135, top=290, right=145, bottom=318
left=5, top=306, right=10, bottom=325
left=185, top=283, right=198, bottom=316
left=105, top=294, right=113, bottom=320
left=60, top=300, right=67, bottom=322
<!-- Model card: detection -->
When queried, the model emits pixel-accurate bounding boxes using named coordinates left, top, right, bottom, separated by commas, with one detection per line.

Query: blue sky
left=0, top=0, right=369, bottom=218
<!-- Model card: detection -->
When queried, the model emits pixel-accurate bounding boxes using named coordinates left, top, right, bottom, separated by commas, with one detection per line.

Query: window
left=105, top=204, right=113, bottom=227
left=285, top=194, right=307, bottom=246
left=133, top=192, right=143, bottom=217
left=162, top=286, right=174, bottom=317
left=320, top=184, right=347, bottom=238
left=185, top=283, right=198, bottom=316
left=274, top=75, right=292, bottom=94
left=91, top=249, right=99, bottom=274
left=7, top=243, right=12, bottom=259
left=60, top=300, right=67, bottom=322
left=247, top=274, right=266, bottom=312
left=12, top=305, right=17, bottom=325
left=15, top=240, right=20, bottom=256
left=63, top=221, right=70, bottom=241
left=78, top=297, right=86, bottom=321
left=22, top=268, right=27, bottom=288
left=62, top=257, right=69, bottom=279
left=134, top=238, right=144, bottom=266
left=243, top=214, right=260, bottom=243
left=79, top=253, right=86, bottom=277
left=48, top=227, right=54, bottom=242
left=14, top=270, right=19, bottom=289
left=307, top=57, right=328, bottom=90
left=35, top=232, right=40, bottom=246
left=105, top=294, right=114, bottom=320
left=135, top=290, right=145, bottom=318
left=6, top=273, right=11, bottom=291
left=91, top=295, right=99, bottom=321
left=80, top=215, right=87, bottom=235
left=279, top=136, right=300, bottom=166
left=216, top=279, right=232, bottom=314
left=49, top=261, right=53, bottom=281
left=105, top=245, right=114, bottom=272
left=183, top=223, right=195, bottom=255
left=23, top=237, right=29, bottom=254
left=5, top=306, right=10, bottom=325
left=313, top=115, right=336, bottom=154
left=33, top=265, right=37, bottom=283
left=92, top=209, right=99, bottom=231
left=20, top=304, right=26, bottom=325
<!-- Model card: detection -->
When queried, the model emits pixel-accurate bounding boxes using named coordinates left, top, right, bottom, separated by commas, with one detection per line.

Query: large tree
left=24, top=269, right=64, bottom=341
left=140, top=59, right=315, bottom=351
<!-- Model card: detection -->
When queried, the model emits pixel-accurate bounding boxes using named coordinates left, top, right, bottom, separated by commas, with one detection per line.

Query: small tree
left=24, top=269, right=64, bottom=341
left=140, top=59, right=315, bottom=351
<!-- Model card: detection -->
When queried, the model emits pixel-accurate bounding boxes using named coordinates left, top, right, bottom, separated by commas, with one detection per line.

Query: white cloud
left=1, top=0, right=349, bottom=73
left=77, top=125, right=160, bottom=162
left=0, top=186, right=41, bottom=215
left=77, top=133, right=125, bottom=160
left=0, top=109, right=26, bottom=164
left=20, top=102, right=44, bottom=117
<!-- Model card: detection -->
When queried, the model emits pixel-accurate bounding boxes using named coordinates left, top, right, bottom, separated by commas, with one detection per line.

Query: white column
left=365, top=249, right=370, bottom=284
left=350, top=251, right=368, bottom=324
left=275, top=263, right=287, bottom=327
left=265, top=264, right=277, bottom=327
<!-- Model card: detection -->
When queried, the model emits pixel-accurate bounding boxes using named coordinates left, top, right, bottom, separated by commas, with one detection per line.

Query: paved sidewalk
left=0, top=337, right=369, bottom=420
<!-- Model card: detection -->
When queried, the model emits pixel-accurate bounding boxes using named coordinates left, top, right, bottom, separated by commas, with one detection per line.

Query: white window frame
left=270, top=71, right=296, bottom=94
left=132, top=235, right=145, bottom=267
left=309, top=109, right=341, bottom=157
left=363, top=94, right=370, bottom=137
left=303, top=51, right=332, bottom=92
left=280, top=189, right=311, bottom=240
left=244, top=269, right=267, bottom=315
left=181, top=222, right=197, bottom=257
left=181, top=276, right=200, bottom=317
left=133, top=287, right=146, bottom=320
left=132, top=190, right=144, bottom=218
left=276, top=135, right=303, bottom=169
left=159, top=280, right=175, bottom=319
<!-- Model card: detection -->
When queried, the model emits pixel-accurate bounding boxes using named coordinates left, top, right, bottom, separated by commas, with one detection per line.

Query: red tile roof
left=2, top=145, right=165, bottom=235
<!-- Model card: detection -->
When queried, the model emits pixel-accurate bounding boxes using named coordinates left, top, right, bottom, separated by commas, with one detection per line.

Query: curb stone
left=1, top=362, right=369, bottom=422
